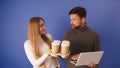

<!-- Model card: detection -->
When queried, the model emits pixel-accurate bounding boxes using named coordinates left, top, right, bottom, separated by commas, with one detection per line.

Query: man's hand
left=88, top=62, right=96, bottom=68
left=71, top=53, right=80, bottom=60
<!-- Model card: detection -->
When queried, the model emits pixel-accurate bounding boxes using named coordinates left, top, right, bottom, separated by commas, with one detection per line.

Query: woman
left=24, top=17, right=60, bottom=68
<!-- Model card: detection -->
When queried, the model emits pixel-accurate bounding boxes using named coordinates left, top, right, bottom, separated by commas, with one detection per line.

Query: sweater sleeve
left=46, top=34, right=53, bottom=41
left=24, top=40, right=49, bottom=68
left=93, top=34, right=100, bottom=51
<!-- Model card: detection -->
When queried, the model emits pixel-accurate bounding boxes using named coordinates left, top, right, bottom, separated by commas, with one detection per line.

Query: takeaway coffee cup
left=61, top=40, right=70, bottom=58
left=51, top=40, right=61, bottom=54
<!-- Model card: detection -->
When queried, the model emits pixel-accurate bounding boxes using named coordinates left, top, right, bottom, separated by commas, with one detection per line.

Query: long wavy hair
left=28, top=17, right=51, bottom=58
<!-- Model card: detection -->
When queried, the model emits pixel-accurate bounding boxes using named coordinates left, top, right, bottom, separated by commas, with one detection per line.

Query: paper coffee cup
left=51, top=40, right=61, bottom=54
left=61, top=40, right=70, bottom=58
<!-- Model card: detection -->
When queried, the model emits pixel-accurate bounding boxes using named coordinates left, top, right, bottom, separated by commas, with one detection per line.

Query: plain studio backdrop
left=0, top=0, right=120, bottom=68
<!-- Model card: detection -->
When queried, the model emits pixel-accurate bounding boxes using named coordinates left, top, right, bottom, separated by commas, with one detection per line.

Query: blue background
left=0, top=0, right=120, bottom=68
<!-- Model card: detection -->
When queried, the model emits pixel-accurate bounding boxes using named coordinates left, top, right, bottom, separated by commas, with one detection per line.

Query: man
left=63, top=6, right=100, bottom=68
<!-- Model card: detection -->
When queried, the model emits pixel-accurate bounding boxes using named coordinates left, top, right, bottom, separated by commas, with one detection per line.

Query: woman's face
left=39, top=20, right=46, bottom=35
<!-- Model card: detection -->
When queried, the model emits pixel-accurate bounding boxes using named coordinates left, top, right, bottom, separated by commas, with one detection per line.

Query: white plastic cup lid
left=51, top=40, right=61, bottom=45
left=61, top=40, right=70, bottom=46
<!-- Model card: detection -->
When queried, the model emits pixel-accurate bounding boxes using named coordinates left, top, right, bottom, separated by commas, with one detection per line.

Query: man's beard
left=72, top=25, right=81, bottom=29
left=74, top=26, right=81, bottom=29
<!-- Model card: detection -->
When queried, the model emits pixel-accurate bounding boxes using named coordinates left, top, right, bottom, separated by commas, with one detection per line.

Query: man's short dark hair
left=69, top=6, right=86, bottom=18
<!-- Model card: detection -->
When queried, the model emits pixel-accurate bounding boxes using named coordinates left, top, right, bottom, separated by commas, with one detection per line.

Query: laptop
left=70, top=51, right=104, bottom=66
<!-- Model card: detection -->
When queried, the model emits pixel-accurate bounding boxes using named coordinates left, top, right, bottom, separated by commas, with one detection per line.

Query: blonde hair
left=28, top=17, right=51, bottom=58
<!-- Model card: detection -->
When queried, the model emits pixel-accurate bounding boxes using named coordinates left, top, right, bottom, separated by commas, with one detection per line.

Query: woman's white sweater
left=24, top=34, right=59, bottom=68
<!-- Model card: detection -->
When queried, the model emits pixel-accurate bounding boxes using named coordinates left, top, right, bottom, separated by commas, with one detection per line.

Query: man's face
left=69, top=14, right=83, bottom=29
